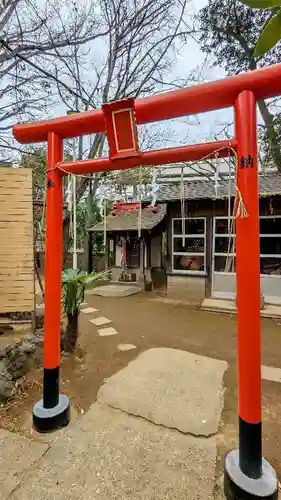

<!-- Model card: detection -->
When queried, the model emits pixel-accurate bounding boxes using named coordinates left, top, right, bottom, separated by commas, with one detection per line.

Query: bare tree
left=1, top=0, right=196, bottom=256
left=196, top=0, right=281, bottom=169
left=0, top=0, right=108, bottom=159
left=51, top=0, right=191, bottom=249
left=38, top=0, right=193, bottom=252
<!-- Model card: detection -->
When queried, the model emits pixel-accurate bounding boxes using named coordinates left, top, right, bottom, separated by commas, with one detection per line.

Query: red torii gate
left=13, top=64, right=281, bottom=500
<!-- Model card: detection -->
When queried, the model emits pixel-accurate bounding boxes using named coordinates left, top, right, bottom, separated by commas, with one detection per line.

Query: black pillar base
left=32, top=394, right=70, bottom=433
left=224, top=449, right=278, bottom=500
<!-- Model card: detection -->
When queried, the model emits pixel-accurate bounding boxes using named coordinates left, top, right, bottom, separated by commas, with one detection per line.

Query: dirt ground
left=1, top=291, right=281, bottom=484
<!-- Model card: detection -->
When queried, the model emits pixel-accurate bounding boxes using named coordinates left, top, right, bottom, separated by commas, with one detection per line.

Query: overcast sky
left=7, top=0, right=236, bottom=156
left=152, top=0, right=234, bottom=149
left=48, top=0, right=234, bottom=152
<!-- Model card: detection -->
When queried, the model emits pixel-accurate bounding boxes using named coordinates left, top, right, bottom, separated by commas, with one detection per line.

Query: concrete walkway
left=2, top=348, right=227, bottom=500
left=201, top=297, right=281, bottom=318
left=87, top=284, right=142, bottom=297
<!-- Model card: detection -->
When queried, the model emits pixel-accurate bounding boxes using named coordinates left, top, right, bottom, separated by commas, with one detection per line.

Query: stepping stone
left=90, top=316, right=111, bottom=327
left=11, top=403, right=217, bottom=500
left=80, top=307, right=98, bottom=314
left=118, top=344, right=137, bottom=351
left=80, top=302, right=87, bottom=307
left=262, top=365, right=281, bottom=383
left=87, top=284, right=141, bottom=297
left=98, top=327, right=118, bottom=337
left=98, top=348, right=227, bottom=436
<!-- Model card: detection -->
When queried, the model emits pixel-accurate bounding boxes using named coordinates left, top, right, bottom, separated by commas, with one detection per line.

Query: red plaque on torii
left=102, top=98, right=140, bottom=161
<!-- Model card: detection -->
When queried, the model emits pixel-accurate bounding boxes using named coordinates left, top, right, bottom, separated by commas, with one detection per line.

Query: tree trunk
left=226, top=31, right=281, bottom=171
left=64, top=311, right=79, bottom=352
left=247, top=55, right=281, bottom=170
left=257, top=99, right=281, bottom=170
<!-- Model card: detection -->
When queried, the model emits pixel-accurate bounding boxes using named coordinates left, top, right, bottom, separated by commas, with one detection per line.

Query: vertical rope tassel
left=214, top=152, right=220, bottom=198
left=138, top=169, right=142, bottom=239
left=103, top=198, right=107, bottom=247
left=180, top=166, right=185, bottom=246
left=138, top=202, right=142, bottom=239
left=235, top=187, right=248, bottom=219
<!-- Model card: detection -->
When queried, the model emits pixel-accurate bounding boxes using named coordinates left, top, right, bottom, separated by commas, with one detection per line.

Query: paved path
left=2, top=348, right=227, bottom=500
left=3, top=296, right=281, bottom=498
left=98, top=348, right=227, bottom=436
left=0, top=429, right=48, bottom=499
left=80, top=299, right=281, bottom=383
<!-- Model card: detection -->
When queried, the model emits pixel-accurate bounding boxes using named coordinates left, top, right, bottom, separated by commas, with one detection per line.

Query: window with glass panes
left=213, top=216, right=281, bottom=276
left=172, top=218, right=206, bottom=274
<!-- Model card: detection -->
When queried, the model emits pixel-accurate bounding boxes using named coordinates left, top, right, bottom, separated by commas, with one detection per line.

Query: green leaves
left=254, top=8, right=281, bottom=56
left=61, top=268, right=111, bottom=315
left=62, top=268, right=80, bottom=283
left=239, top=0, right=281, bottom=57
left=77, top=269, right=111, bottom=284
left=240, top=0, right=281, bottom=7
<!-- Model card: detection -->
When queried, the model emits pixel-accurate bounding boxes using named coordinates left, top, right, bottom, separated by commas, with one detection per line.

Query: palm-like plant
left=62, top=268, right=111, bottom=352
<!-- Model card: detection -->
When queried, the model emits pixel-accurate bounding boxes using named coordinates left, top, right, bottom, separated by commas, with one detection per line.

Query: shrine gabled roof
left=148, top=173, right=281, bottom=202
left=88, top=204, right=166, bottom=232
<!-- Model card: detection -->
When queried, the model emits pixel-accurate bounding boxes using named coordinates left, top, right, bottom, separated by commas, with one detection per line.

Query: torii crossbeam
left=14, top=63, right=281, bottom=500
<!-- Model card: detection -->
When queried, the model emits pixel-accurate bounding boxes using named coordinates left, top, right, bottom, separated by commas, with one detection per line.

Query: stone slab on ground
left=87, top=284, right=142, bottom=297
left=0, top=428, right=48, bottom=499
left=80, top=307, right=98, bottom=314
left=98, top=327, right=118, bottom=336
left=118, top=343, right=137, bottom=351
left=9, top=403, right=217, bottom=500
left=201, top=298, right=281, bottom=318
left=90, top=316, right=111, bottom=327
left=149, top=297, right=194, bottom=307
left=98, top=348, right=227, bottom=436
left=262, top=365, right=281, bottom=383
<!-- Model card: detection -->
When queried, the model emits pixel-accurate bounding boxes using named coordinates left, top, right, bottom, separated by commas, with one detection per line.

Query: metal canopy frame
left=13, top=63, right=281, bottom=499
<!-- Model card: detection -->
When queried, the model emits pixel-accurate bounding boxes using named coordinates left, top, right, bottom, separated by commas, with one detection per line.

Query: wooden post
left=205, top=215, right=213, bottom=299
left=105, top=234, right=109, bottom=270
left=112, top=234, right=116, bottom=268
left=235, top=91, right=261, bottom=479
left=32, top=132, right=70, bottom=433
left=87, top=231, right=93, bottom=274
left=140, top=237, right=145, bottom=282
left=224, top=91, right=277, bottom=500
